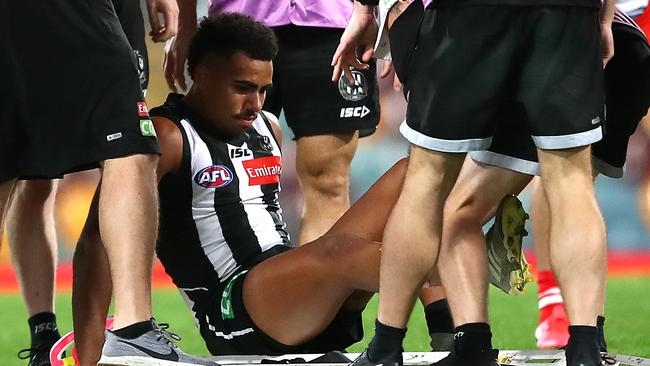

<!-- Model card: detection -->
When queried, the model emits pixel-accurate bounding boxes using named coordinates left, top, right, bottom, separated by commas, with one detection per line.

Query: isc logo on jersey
left=194, top=165, right=233, bottom=188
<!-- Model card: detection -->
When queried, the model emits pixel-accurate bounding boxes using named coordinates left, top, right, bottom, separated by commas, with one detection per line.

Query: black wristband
left=356, top=0, right=379, bottom=5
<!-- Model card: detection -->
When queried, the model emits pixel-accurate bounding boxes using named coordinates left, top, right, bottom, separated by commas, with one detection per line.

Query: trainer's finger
left=175, top=62, right=187, bottom=91
left=380, top=60, right=392, bottom=79
left=361, top=46, right=374, bottom=63
left=148, top=4, right=162, bottom=36
left=332, top=62, right=343, bottom=82
left=331, top=41, right=347, bottom=67
left=159, top=8, right=178, bottom=41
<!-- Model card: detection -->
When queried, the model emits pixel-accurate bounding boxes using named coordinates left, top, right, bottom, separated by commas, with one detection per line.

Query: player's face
left=195, top=52, right=273, bottom=136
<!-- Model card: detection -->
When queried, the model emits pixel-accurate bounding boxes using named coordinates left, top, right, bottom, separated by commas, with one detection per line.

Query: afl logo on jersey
left=194, top=165, right=233, bottom=188
left=338, top=70, right=368, bottom=102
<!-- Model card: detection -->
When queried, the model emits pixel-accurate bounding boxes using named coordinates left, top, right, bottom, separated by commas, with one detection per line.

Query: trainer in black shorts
left=402, top=2, right=604, bottom=152
left=113, top=0, right=150, bottom=92
left=1, top=0, right=159, bottom=181
left=263, top=25, right=380, bottom=139
left=471, top=18, right=650, bottom=178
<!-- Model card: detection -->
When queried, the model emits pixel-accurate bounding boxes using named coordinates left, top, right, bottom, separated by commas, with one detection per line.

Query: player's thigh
left=274, top=25, right=380, bottom=139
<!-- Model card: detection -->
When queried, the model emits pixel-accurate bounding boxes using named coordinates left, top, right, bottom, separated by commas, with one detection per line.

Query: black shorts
left=0, top=0, right=159, bottom=181
left=263, top=25, right=380, bottom=139
left=113, top=0, right=149, bottom=91
left=471, top=23, right=650, bottom=178
left=402, top=5, right=604, bottom=152
left=184, top=247, right=364, bottom=356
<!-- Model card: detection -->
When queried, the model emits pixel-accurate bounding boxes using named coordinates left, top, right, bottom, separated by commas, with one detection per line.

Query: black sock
left=424, top=299, right=454, bottom=334
left=597, top=316, right=607, bottom=352
left=112, top=319, right=155, bottom=339
left=566, top=326, right=600, bottom=366
left=453, top=323, right=493, bottom=355
left=367, top=320, right=406, bottom=362
left=28, top=312, right=61, bottom=349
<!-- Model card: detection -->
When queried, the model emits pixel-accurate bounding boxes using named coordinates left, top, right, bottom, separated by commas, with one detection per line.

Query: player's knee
left=312, top=233, right=367, bottom=265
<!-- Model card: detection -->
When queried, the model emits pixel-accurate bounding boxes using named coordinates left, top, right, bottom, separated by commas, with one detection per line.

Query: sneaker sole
left=99, top=355, right=212, bottom=366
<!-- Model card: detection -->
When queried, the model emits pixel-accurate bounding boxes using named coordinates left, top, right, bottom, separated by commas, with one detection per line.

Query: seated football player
left=71, top=13, right=455, bottom=365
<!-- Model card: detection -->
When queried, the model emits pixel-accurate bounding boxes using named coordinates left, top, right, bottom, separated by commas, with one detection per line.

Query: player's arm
left=152, top=116, right=183, bottom=181
left=600, top=0, right=616, bottom=66
left=262, top=111, right=283, bottom=146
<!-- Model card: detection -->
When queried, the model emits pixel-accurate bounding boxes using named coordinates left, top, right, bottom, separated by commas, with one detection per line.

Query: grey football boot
left=99, top=319, right=219, bottom=366
left=486, top=194, right=533, bottom=295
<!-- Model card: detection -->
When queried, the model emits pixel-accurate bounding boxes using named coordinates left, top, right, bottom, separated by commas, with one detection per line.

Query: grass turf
left=0, top=277, right=648, bottom=365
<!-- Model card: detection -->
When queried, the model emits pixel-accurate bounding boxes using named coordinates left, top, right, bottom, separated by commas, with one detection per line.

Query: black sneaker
left=433, top=348, right=500, bottom=366
left=18, top=346, right=51, bottom=366
left=349, top=349, right=402, bottom=366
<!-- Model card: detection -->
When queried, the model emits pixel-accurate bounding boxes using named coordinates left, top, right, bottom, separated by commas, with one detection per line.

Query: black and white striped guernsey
left=151, top=93, right=292, bottom=296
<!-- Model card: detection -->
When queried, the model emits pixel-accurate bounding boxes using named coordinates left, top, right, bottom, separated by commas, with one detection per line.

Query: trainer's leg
left=99, top=154, right=158, bottom=329
left=72, top=188, right=113, bottom=366
left=296, top=132, right=358, bottom=244
left=537, top=147, right=606, bottom=327
left=6, top=180, right=63, bottom=356
left=438, top=158, right=532, bottom=326
left=244, top=233, right=381, bottom=345
left=6, top=180, right=58, bottom=316
left=0, top=179, right=16, bottom=246
left=377, top=146, right=464, bottom=328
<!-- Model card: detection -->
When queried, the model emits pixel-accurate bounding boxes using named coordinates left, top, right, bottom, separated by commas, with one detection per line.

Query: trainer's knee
left=12, top=180, right=57, bottom=204
left=298, top=164, right=350, bottom=202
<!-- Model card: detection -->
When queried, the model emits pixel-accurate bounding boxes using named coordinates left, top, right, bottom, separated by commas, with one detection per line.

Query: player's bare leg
left=99, top=154, right=158, bottom=329
left=538, top=147, right=606, bottom=365
left=296, top=132, right=359, bottom=244
left=72, top=189, right=113, bottom=366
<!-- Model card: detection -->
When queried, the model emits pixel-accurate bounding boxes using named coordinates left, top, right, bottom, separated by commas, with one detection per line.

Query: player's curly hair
left=187, top=13, right=278, bottom=74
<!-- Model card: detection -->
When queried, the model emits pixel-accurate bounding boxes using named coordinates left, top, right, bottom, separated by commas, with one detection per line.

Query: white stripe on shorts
left=399, top=121, right=492, bottom=153
left=532, top=126, right=602, bottom=150
left=470, top=151, right=540, bottom=176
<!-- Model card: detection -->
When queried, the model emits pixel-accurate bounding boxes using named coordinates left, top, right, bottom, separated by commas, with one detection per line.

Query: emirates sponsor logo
left=242, top=156, right=282, bottom=186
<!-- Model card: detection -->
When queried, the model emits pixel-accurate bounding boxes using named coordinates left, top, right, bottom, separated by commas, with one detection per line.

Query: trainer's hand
left=379, top=61, right=403, bottom=92
left=331, top=3, right=378, bottom=84
left=146, top=0, right=179, bottom=43
left=600, top=22, right=614, bottom=67
left=164, top=31, right=192, bottom=92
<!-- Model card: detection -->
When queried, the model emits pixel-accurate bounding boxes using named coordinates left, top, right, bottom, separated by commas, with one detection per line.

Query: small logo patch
left=242, top=156, right=282, bottom=186
left=591, top=116, right=601, bottom=125
left=194, top=165, right=234, bottom=188
left=137, top=102, right=149, bottom=117
left=338, top=70, right=368, bottom=101
left=106, top=132, right=122, bottom=141
left=340, top=106, right=370, bottom=118
left=140, top=119, right=157, bottom=137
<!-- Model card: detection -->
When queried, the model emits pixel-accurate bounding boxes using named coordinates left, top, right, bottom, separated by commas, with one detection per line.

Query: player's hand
left=379, top=60, right=403, bottom=92
left=164, top=30, right=193, bottom=92
left=600, top=22, right=614, bottom=67
left=331, top=3, right=378, bottom=84
left=146, top=0, right=179, bottom=42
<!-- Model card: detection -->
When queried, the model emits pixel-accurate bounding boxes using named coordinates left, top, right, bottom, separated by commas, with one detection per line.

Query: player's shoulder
left=261, top=110, right=280, bottom=127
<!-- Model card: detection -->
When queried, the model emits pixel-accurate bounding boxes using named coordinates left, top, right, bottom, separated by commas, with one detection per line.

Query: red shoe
left=535, top=304, right=569, bottom=349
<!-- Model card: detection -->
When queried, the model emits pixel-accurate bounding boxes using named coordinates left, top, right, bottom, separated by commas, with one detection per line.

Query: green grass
left=0, top=278, right=648, bottom=365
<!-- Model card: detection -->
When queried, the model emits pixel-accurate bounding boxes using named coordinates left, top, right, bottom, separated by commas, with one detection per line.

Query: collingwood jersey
left=151, top=93, right=291, bottom=293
